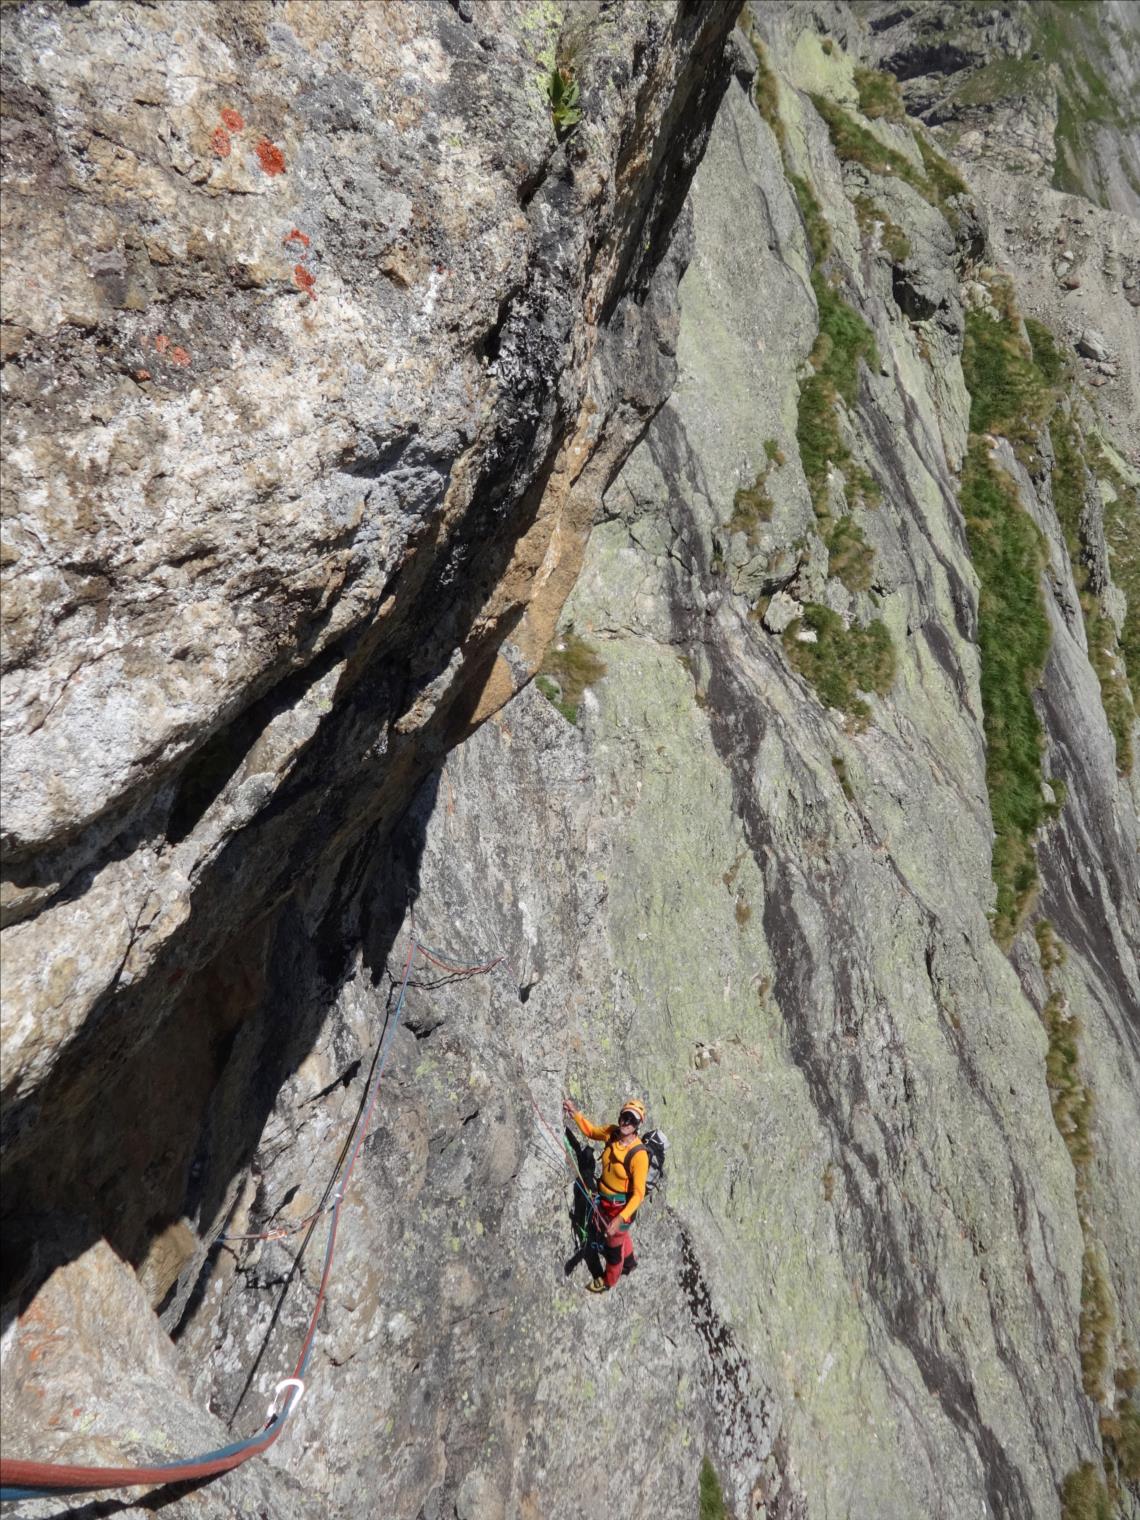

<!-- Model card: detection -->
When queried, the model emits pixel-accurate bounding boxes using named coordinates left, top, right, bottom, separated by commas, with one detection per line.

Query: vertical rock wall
left=2, top=4, right=1138, bottom=1519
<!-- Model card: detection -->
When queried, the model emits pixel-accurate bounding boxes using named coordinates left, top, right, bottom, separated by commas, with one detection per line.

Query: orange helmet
left=618, top=1098, right=646, bottom=1126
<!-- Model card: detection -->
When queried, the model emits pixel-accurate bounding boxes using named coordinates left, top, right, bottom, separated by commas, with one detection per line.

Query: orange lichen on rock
left=283, top=227, right=311, bottom=250
left=210, top=126, right=232, bottom=158
left=220, top=107, right=244, bottom=132
left=293, top=264, right=317, bottom=300
left=154, top=333, right=170, bottom=354
left=170, top=346, right=191, bottom=367
left=255, top=139, right=286, bottom=176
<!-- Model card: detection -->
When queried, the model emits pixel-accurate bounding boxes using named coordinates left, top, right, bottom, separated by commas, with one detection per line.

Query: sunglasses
left=618, top=1113, right=640, bottom=1127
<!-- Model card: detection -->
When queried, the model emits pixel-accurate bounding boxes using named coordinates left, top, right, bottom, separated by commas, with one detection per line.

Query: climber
left=562, top=1095, right=649, bottom=1294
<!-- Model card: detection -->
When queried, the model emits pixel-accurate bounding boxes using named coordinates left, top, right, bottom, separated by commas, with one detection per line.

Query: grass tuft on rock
left=698, top=1454, right=728, bottom=1520
left=786, top=176, right=887, bottom=632
left=810, top=95, right=966, bottom=223
left=1049, top=412, right=1134, bottom=774
left=1060, top=1463, right=1113, bottom=1520
left=795, top=255, right=878, bottom=516
left=729, top=468, right=775, bottom=547
left=536, top=632, right=606, bottom=724
left=826, top=515, right=875, bottom=592
left=1080, top=1247, right=1114, bottom=1404
left=1025, top=316, right=1068, bottom=386
left=853, top=195, right=911, bottom=264
left=959, top=442, right=1050, bottom=944
left=854, top=65, right=905, bottom=121
left=1090, top=437, right=1140, bottom=710
left=787, top=172, right=831, bottom=264
left=962, top=307, right=1050, bottom=450
left=784, top=604, right=895, bottom=726
left=746, top=31, right=786, bottom=153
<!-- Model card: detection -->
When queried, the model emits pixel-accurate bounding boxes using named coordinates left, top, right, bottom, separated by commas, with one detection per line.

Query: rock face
left=859, top=0, right=1140, bottom=218
left=2, top=3, right=1139, bottom=1520
left=1, top=0, right=735, bottom=1167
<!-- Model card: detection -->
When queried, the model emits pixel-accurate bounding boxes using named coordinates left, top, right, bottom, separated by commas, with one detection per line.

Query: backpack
left=619, top=1128, right=668, bottom=1198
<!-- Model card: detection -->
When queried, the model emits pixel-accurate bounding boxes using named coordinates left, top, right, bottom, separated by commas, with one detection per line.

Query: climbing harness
left=0, top=934, right=503, bottom=1504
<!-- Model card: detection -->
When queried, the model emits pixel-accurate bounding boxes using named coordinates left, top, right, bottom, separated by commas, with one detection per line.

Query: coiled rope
left=0, top=934, right=502, bottom=1503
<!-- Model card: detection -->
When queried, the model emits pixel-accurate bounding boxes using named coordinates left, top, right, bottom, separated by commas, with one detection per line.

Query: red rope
left=0, top=934, right=501, bottom=1500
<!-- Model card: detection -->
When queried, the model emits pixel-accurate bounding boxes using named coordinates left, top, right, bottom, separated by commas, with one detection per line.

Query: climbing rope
left=526, top=1093, right=607, bottom=1247
left=0, top=933, right=502, bottom=1503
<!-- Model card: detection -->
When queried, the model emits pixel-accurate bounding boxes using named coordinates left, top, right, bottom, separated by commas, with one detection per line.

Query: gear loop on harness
left=267, top=1378, right=305, bottom=1423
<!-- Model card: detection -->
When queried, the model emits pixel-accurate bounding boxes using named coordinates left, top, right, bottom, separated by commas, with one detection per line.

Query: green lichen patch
left=537, top=632, right=607, bottom=723
left=959, top=442, right=1051, bottom=945
left=854, top=65, right=905, bottom=122
left=783, top=604, right=895, bottom=726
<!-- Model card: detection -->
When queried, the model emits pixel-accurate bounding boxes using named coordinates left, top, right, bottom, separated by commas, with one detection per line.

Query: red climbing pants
left=598, top=1199, right=635, bottom=1288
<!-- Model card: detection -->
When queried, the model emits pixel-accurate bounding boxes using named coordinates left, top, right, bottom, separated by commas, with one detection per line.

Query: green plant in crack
left=1050, top=410, right=1134, bottom=774
left=1060, top=1463, right=1113, bottom=1520
left=1025, top=316, right=1068, bottom=387
left=729, top=468, right=775, bottom=547
left=962, top=303, right=1050, bottom=454
left=536, top=631, right=606, bottom=723
left=546, top=66, right=582, bottom=134
left=960, top=442, right=1051, bottom=944
left=810, top=94, right=966, bottom=223
left=742, top=26, right=787, bottom=154
left=1034, top=925, right=1094, bottom=1172
left=796, top=262, right=878, bottom=515
left=853, top=195, right=911, bottom=264
left=1037, top=921, right=1132, bottom=1505
left=854, top=65, right=905, bottom=122
left=1090, top=437, right=1140, bottom=710
left=698, top=1454, right=728, bottom=1520
left=783, top=604, right=895, bottom=726
left=786, top=175, right=887, bottom=628
left=832, top=753, right=855, bottom=800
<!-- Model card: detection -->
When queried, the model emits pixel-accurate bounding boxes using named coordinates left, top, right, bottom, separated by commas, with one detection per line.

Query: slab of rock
left=1076, top=326, right=1112, bottom=361
left=761, top=589, right=803, bottom=633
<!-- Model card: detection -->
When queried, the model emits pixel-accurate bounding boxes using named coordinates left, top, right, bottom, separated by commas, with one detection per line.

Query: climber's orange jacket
left=570, top=1111, right=649, bottom=1224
